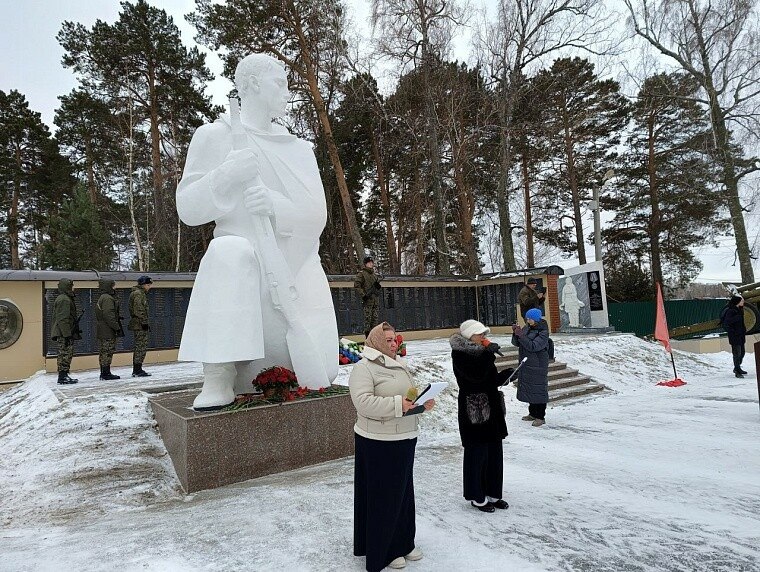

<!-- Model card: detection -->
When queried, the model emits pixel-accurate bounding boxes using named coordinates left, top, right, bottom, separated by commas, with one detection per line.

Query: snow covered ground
left=1, top=334, right=759, bottom=572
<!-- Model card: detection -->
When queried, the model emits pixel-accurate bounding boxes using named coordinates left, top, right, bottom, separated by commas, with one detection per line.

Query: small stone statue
left=560, top=278, right=585, bottom=328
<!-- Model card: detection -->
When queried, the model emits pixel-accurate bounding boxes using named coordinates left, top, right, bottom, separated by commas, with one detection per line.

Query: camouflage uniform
left=518, top=284, right=545, bottom=319
left=354, top=266, right=381, bottom=337
left=57, top=338, right=74, bottom=372
left=51, top=278, right=81, bottom=375
left=128, top=284, right=150, bottom=366
left=94, top=278, right=123, bottom=378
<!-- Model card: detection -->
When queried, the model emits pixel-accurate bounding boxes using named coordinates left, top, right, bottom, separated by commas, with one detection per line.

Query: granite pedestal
left=150, top=390, right=356, bottom=493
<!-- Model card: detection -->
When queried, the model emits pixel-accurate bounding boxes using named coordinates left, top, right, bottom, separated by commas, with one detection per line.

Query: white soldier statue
left=560, top=278, right=585, bottom=328
left=177, top=53, right=338, bottom=410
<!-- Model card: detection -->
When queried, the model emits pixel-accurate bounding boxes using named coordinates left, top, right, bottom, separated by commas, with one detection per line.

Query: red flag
left=654, top=282, right=671, bottom=353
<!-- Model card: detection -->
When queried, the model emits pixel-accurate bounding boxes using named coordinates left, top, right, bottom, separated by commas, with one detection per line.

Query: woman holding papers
left=349, top=321, right=435, bottom=571
left=450, top=320, right=514, bottom=513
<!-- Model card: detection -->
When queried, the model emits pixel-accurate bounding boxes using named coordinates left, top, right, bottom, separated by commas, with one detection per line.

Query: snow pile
left=0, top=375, right=182, bottom=528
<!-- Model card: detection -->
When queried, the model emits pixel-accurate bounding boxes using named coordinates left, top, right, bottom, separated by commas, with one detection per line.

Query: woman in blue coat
left=511, top=308, right=550, bottom=426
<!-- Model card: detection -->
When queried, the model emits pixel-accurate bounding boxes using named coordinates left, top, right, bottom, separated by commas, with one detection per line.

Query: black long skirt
left=353, top=433, right=417, bottom=572
left=463, top=440, right=504, bottom=503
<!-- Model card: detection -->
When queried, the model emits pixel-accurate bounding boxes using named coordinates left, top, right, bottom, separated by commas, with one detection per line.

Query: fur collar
left=449, top=333, right=486, bottom=355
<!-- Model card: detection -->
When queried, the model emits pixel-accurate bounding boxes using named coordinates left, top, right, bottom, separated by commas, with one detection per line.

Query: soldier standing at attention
left=355, top=256, right=382, bottom=339
left=129, top=275, right=153, bottom=377
left=95, top=278, right=123, bottom=380
left=51, top=278, right=80, bottom=384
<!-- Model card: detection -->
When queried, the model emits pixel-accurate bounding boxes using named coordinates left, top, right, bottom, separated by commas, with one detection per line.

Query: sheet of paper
left=413, top=381, right=448, bottom=404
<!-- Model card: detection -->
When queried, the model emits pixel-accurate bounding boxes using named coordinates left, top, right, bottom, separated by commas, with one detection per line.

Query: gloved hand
left=485, top=342, right=503, bottom=355
left=511, top=324, right=523, bottom=336
left=142, top=324, right=150, bottom=331
left=64, top=336, right=72, bottom=346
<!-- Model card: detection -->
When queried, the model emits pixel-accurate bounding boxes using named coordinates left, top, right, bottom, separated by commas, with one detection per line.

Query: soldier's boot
left=132, top=364, right=151, bottom=377
left=57, top=371, right=78, bottom=385
left=100, top=366, right=121, bottom=380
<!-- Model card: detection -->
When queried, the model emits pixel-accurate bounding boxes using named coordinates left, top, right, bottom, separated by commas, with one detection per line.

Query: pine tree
left=58, top=0, right=217, bottom=270
left=530, top=58, right=630, bottom=263
left=602, top=72, right=728, bottom=290
left=0, top=90, right=74, bottom=269
left=41, top=186, right=114, bottom=271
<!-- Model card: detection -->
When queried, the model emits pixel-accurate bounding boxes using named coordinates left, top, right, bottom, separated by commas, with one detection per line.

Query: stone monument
left=176, top=53, right=338, bottom=410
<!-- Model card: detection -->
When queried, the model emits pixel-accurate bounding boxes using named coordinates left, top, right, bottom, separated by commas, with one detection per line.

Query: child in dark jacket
left=450, top=320, right=514, bottom=513
left=720, top=295, right=747, bottom=378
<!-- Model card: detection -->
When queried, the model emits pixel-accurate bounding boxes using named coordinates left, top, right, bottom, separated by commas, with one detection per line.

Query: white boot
left=233, top=360, right=257, bottom=395
left=193, top=362, right=236, bottom=411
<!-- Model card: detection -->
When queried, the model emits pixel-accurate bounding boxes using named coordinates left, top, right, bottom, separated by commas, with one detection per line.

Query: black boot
left=57, top=371, right=78, bottom=385
left=738, top=367, right=747, bottom=375
left=132, top=364, right=151, bottom=377
left=100, top=366, right=120, bottom=380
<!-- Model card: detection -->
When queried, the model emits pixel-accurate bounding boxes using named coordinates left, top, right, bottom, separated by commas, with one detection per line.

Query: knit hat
left=363, top=256, right=374, bottom=264
left=137, top=275, right=153, bottom=286
left=525, top=308, right=543, bottom=322
left=460, top=319, right=490, bottom=339
left=527, top=278, right=539, bottom=285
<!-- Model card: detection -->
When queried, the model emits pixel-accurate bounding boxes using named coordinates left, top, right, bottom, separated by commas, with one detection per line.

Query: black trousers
left=732, top=344, right=746, bottom=371
left=354, top=434, right=417, bottom=572
left=529, top=403, right=547, bottom=420
left=463, top=440, right=504, bottom=504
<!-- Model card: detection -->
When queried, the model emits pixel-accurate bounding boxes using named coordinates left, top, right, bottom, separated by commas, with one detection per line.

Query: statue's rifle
left=228, top=97, right=329, bottom=389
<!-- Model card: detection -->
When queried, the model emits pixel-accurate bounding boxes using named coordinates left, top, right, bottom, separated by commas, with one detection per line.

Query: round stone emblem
left=0, top=299, right=23, bottom=350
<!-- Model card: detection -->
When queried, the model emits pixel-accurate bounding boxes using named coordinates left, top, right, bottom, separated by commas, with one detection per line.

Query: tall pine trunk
left=10, top=149, right=21, bottom=269
left=561, top=98, right=586, bottom=265
left=422, top=65, right=448, bottom=274
left=370, top=130, right=399, bottom=273
left=521, top=152, right=534, bottom=268
left=292, top=21, right=365, bottom=266
left=496, top=78, right=517, bottom=270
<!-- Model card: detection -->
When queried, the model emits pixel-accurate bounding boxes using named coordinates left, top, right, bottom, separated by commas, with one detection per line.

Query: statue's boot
left=233, top=360, right=258, bottom=395
left=193, top=362, right=236, bottom=411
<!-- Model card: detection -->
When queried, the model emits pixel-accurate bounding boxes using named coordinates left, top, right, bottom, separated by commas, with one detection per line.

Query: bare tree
left=474, top=0, right=611, bottom=270
left=624, top=0, right=760, bottom=283
left=371, top=0, right=467, bottom=274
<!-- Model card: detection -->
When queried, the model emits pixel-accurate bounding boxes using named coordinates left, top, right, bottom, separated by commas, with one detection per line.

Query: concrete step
left=548, top=374, right=592, bottom=391
left=497, top=360, right=563, bottom=372
left=505, top=374, right=592, bottom=394
left=548, top=382, right=606, bottom=403
left=547, top=367, right=579, bottom=381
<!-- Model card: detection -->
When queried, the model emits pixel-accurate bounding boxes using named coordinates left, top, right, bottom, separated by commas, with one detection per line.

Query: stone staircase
left=495, top=347, right=606, bottom=403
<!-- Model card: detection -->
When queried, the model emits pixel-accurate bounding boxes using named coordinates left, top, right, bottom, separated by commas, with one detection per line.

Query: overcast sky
left=1, top=0, right=757, bottom=284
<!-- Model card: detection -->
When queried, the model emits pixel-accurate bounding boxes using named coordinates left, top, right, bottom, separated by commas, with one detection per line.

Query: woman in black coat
left=450, top=320, right=514, bottom=513
left=720, top=295, right=747, bottom=378
left=511, top=308, right=550, bottom=427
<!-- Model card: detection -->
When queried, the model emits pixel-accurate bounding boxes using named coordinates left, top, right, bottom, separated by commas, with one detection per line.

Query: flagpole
left=669, top=350, right=678, bottom=380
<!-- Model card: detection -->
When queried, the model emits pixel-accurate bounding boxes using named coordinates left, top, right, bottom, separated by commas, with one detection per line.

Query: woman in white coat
left=350, top=322, right=434, bottom=572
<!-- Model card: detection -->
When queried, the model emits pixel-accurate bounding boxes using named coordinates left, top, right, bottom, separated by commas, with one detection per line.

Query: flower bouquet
left=253, top=366, right=299, bottom=401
